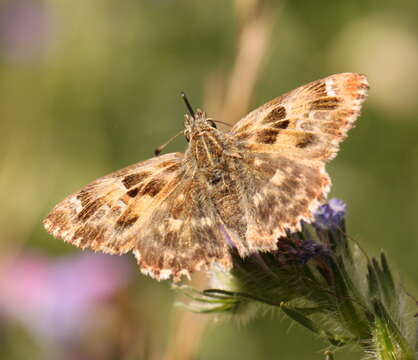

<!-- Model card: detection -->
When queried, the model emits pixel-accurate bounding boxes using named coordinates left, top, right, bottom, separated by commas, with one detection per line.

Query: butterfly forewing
left=43, top=153, right=185, bottom=254
left=231, top=73, right=369, bottom=162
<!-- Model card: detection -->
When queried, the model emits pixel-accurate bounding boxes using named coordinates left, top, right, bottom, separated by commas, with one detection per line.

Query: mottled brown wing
left=201, top=149, right=330, bottom=257
left=43, top=152, right=232, bottom=281
left=227, top=73, right=368, bottom=250
left=133, top=177, right=232, bottom=281
left=231, top=73, right=369, bottom=162
left=238, top=151, right=330, bottom=251
left=43, top=153, right=186, bottom=255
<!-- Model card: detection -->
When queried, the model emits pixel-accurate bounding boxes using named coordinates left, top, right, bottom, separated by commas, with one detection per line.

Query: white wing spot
left=200, top=217, right=213, bottom=226
left=69, top=196, right=83, bottom=213
left=325, top=78, right=337, bottom=96
left=271, top=169, right=285, bottom=186
left=168, top=218, right=183, bottom=231
left=253, top=193, right=263, bottom=206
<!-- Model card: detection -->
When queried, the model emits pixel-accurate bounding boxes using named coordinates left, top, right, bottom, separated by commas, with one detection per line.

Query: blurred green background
left=0, top=0, right=417, bottom=359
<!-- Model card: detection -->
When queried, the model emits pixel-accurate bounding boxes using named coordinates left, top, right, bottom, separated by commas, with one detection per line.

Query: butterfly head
left=183, top=109, right=217, bottom=142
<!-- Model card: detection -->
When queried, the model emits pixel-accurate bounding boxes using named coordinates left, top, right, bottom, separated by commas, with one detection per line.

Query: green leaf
left=280, top=302, right=353, bottom=347
left=372, top=299, right=415, bottom=360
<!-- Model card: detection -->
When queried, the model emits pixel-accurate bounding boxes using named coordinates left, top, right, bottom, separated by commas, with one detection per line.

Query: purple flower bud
left=297, top=239, right=328, bottom=264
left=314, top=198, right=347, bottom=230
left=275, top=237, right=328, bottom=265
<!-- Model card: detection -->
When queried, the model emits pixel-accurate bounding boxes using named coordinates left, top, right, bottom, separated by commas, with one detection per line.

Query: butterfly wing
left=44, top=73, right=369, bottom=280
left=231, top=73, right=369, bottom=161
left=239, top=151, right=330, bottom=249
left=199, top=149, right=330, bottom=256
left=43, top=152, right=232, bottom=281
left=133, top=176, right=232, bottom=281
left=43, top=153, right=186, bottom=255
left=227, top=73, right=368, bottom=250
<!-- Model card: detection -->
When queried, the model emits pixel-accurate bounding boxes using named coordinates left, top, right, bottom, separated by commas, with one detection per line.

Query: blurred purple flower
left=314, top=198, right=347, bottom=230
left=0, top=0, right=49, bottom=62
left=0, top=252, right=132, bottom=341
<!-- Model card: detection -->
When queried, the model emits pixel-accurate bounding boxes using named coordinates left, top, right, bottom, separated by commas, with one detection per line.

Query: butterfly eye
left=208, top=120, right=217, bottom=129
left=184, top=129, right=190, bottom=142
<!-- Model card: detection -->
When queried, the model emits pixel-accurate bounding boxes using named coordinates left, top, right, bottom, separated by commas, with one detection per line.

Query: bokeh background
left=0, top=0, right=417, bottom=359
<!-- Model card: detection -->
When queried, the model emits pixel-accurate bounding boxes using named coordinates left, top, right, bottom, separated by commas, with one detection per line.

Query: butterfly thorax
left=184, top=111, right=247, bottom=239
left=184, top=111, right=241, bottom=177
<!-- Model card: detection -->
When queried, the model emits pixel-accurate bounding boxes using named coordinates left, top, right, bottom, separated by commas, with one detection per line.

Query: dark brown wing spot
left=236, top=122, right=252, bottom=133
left=191, top=248, right=205, bottom=263
left=256, top=129, right=280, bottom=144
left=141, top=179, right=165, bottom=197
left=162, top=231, right=177, bottom=247
left=165, top=162, right=181, bottom=172
left=45, top=211, right=67, bottom=229
left=77, top=198, right=105, bottom=221
left=263, top=106, right=286, bottom=124
left=320, top=121, right=343, bottom=136
left=158, top=161, right=181, bottom=173
left=235, top=132, right=252, bottom=142
left=272, top=119, right=289, bottom=129
left=158, top=160, right=175, bottom=168
left=280, top=178, right=299, bottom=195
left=73, top=225, right=106, bottom=247
left=127, top=188, right=139, bottom=197
left=307, top=81, right=328, bottom=97
left=310, top=97, right=341, bottom=110
left=77, top=186, right=95, bottom=207
left=296, top=133, right=317, bottom=148
left=116, top=214, right=139, bottom=231
left=171, top=201, right=185, bottom=219
left=122, top=172, right=150, bottom=189
left=255, top=161, right=276, bottom=177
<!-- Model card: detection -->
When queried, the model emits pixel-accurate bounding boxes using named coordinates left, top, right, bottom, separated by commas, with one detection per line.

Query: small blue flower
left=314, top=198, right=347, bottom=230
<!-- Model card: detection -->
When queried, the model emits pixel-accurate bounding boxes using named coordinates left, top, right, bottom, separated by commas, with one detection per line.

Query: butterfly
left=43, top=73, right=369, bottom=281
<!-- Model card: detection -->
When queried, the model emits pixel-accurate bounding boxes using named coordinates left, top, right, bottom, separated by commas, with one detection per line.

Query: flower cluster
left=178, top=199, right=417, bottom=359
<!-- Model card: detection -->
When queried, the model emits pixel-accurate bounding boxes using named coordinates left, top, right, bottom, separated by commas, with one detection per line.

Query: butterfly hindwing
left=133, top=178, right=232, bottom=281
left=202, top=150, right=330, bottom=256
left=240, top=152, right=330, bottom=249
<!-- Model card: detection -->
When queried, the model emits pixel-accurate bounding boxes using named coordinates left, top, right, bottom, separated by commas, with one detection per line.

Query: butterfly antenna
left=212, top=120, right=232, bottom=128
left=181, top=91, right=195, bottom=118
left=154, top=129, right=184, bottom=156
left=154, top=92, right=194, bottom=156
